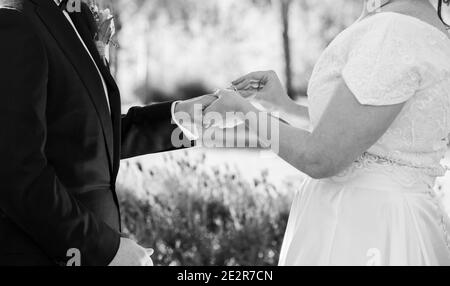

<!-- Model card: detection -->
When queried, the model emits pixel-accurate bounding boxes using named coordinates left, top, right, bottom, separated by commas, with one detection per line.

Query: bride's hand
left=231, top=70, right=291, bottom=111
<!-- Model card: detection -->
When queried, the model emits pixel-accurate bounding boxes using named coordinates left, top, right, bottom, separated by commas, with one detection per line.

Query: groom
left=0, top=0, right=212, bottom=266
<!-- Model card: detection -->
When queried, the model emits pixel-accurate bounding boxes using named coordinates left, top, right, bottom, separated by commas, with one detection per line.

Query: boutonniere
left=89, top=4, right=118, bottom=60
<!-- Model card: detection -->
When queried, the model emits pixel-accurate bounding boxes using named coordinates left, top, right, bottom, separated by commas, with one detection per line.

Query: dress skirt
left=278, top=165, right=450, bottom=266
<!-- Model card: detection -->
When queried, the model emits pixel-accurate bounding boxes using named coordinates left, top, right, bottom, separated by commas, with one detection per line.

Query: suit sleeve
left=121, top=102, right=193, bottom=159
left=0, top=9, right=120, bottom=266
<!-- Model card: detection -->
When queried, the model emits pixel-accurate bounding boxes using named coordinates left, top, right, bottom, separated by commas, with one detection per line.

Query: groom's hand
left=108, top=238, right=154, bottom=266
left=172, top=95, right=218, bottom=140
left=175, top=94, right=218, bottom=126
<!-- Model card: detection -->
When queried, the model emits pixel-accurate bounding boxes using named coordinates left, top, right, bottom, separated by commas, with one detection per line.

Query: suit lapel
left=67, top=8, right=120, bottom=99
left=32, top=0, right=115, bottom=172
left=67, top=9, right=123, bottom=178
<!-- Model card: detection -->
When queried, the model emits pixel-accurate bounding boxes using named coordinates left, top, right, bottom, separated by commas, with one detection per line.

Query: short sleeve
left=342, top=17, right=422, bottom=106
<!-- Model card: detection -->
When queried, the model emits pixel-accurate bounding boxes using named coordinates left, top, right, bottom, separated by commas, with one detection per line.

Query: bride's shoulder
left=339, top=13, right=450, bottom=106
left=351, top=12, right=450, bottom=49
left=343, top=12, right=450, bottom=70
left=327, top=13, right=401, bottom=54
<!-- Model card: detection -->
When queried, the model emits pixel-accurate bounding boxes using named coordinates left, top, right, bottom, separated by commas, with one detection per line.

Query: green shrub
left=117, top=151, right=297, bottom=266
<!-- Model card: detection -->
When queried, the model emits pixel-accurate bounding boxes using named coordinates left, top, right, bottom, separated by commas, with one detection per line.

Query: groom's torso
left=0, top=0, right=122, bottom=262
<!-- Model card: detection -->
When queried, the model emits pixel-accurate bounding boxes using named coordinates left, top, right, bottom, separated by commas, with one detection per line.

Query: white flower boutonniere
left=89, top=4, right=117, bottom=61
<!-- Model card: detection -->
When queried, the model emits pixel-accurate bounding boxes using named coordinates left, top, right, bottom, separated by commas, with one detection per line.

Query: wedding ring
left=226, top=86, right=238, bottom=92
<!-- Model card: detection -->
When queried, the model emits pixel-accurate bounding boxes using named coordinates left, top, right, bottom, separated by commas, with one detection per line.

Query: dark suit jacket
left=0, top=0, right=186, bottom=266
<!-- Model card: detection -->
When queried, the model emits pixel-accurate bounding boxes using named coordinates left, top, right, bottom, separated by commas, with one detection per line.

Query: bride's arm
left=273, top=101, right=310, bottom=129
left=204, top=80, right=404, bottom=179
left=279, top=100, right=309, bottom=121
left=251, top=99, right=310, bottom=130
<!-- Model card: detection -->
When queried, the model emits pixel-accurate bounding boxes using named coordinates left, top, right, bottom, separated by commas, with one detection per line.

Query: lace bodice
left=307, top=12, right=450, bottom=184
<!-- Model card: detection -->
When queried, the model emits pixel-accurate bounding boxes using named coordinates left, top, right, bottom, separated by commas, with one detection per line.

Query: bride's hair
left=438, top=0, right=450, bottom=28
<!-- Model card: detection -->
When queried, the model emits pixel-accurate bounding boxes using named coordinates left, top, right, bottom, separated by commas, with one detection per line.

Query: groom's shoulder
left=0, top=0, right=43, bottom=46
left=0, top=0, right=40, bottom=27
left=0, top=0, right=24, bottom=11
left=0, top=0, right=36, bottom=14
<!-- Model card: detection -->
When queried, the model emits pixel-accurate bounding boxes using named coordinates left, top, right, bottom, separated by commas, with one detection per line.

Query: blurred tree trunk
left=144, top=24, right=152, bottom=100
left=280, top=0, right=293, bottom=99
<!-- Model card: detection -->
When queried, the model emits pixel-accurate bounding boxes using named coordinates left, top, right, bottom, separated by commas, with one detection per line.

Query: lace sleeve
left=342, top=18, right=422, bottom=106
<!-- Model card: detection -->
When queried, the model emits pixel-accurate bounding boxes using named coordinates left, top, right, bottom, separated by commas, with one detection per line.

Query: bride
left=203, top=0, right=450, bottom=265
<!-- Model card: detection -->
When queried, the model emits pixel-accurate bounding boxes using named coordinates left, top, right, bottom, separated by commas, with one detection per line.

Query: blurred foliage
left=135, top=81, right=210, bottom=104
left=117, top=152, right=298, bottom=266
left=105, top=0, right=361, bottom=104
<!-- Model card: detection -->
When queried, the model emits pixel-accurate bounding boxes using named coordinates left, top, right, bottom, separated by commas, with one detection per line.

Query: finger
left=234, top=79, right=253, bottom=90
left=233, top=77, right=260, bottom=88
left=201, top=94, right=218, bottom=103
left=235, top=80, right=266, bottom=93
left=203, top=98, right=221, bottom=115
left=202, top=103, right=221, bottom=128
left=226, top=85, right=237, bottom=91
left=217, top=89, right=238, bottom=97
left=232, top=73, right=258, bottom=86
left=232, top=72, right=264, bottom=85
left=193, top=94, right=217, bottom=105
left=198, top=95, right=219, bottom=110
left=232, top=71, right=268, bottom=85
left=231, top=75, right=247, bottom=86
left=238, top=90, right=256, bottom=98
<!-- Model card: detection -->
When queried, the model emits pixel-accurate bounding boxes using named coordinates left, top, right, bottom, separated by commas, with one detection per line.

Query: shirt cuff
left=171, top=101, right=200, bottom=141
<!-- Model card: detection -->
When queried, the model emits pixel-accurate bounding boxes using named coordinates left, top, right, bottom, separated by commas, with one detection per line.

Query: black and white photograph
left=1, top=0, right=450, bottom=270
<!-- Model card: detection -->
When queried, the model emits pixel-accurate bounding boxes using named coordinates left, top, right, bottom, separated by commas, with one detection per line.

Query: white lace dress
left=279, top=12, right=450, bottom=266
